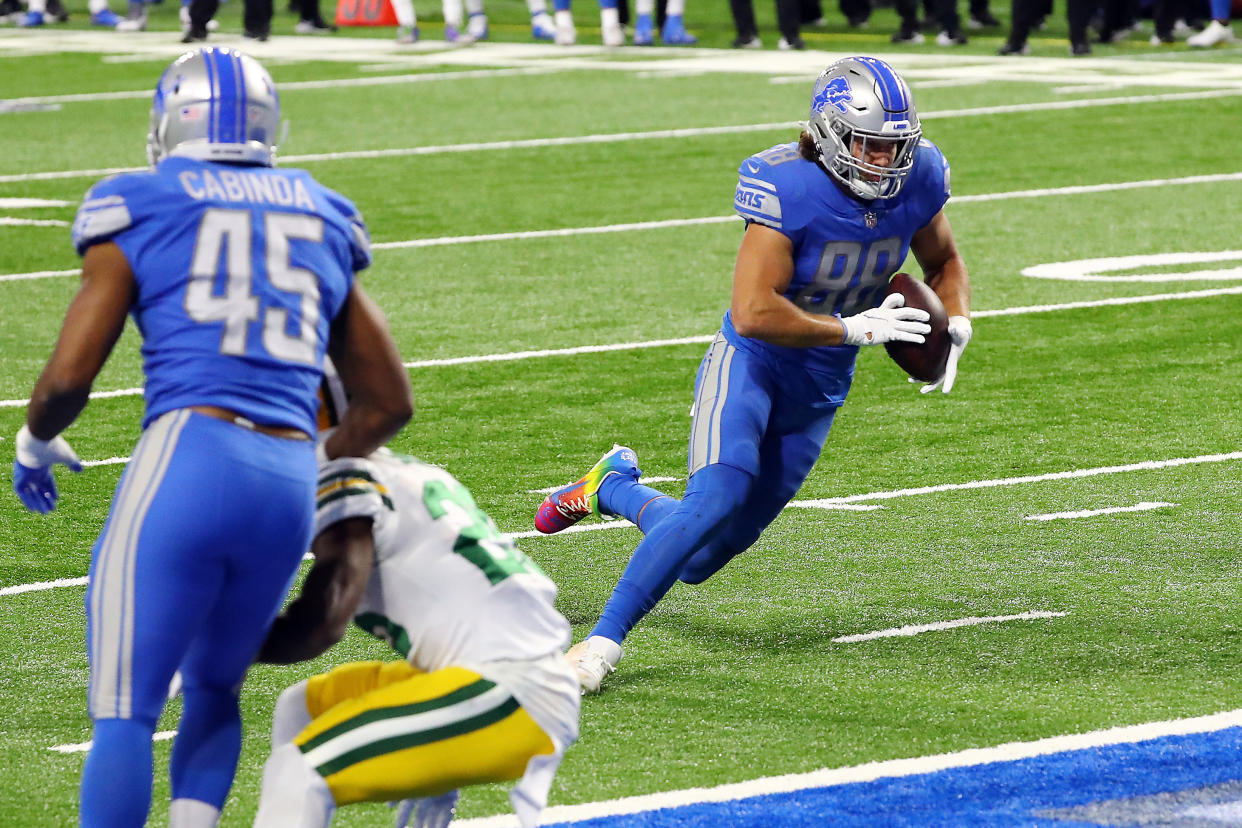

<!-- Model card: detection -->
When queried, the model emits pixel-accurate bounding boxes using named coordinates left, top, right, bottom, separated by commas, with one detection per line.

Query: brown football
left=883, top=273, right=950, bottom=383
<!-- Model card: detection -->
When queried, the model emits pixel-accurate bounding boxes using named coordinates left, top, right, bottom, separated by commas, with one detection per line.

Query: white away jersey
left=314, top=450, right=571, bottom=672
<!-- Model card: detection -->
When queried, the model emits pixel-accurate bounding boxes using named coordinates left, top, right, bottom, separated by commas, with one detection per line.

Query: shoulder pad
left=72, top=176, right=140, bottom=256
left=733, top=144, right=808, bottom=231
left=315, top=455, right=393, bottom=535
left=318, top=184, right=372, bottom=272
left=915, top=139, right=951, bottom=200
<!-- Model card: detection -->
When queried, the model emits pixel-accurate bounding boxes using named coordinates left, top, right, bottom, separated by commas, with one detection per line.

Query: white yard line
left=0, top=197, right=73, bottom=207
left=0, top=575, right=88, bottom=596
left=2, top=286, right=1240, bottom=409
left=1025, top=501, right=1176, bottom=521
left=791, top=452, right=1242, bottom=507
left=4, top=88, right=1242, bottom=184
left=8, top=171, right=1242, bottom=279
left=6, top=453, right=1235, bottom=598
left=0, top=217, right=68, bottom=227
left=457, top=707, right=1242, bottom=827
left=529, top=476, right=683, bottom=494
left=0, top=66, right=559, bottom=108
left=49, top=730, right=176, bottom=754
left=0, top=269, right=77, bottom=282
left=372, top=216, right=739, bottom=250
left=831, top=611, right=1069, bottom=643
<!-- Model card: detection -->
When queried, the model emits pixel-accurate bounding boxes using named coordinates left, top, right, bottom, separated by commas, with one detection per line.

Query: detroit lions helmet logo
left=812, top=76, right=853, bottom=114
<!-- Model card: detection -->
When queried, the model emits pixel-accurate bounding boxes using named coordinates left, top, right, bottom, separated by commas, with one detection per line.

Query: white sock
left=555, top=8, right=573, bottom=26
left=527, top=0, right=547, bottom=14
left=442, top=0, right=463, bottom=29
left=87, top=0, right=107, bottom=14
left=270, top=680, right=313, bottom=748
left=169, top=799, right=220, bottom=828
left=253, top=743, right=336, bottom=828
left=600, top=5, right=618, bottom=27
left=390, top=0, right=416, bottom=27
left=464, top=0, right=483, bottom=14
left=635, top=0, right=653, bottom=15
left=665, top=0, right=684, bottom=15
left=27, top=0, right=46, bottom=14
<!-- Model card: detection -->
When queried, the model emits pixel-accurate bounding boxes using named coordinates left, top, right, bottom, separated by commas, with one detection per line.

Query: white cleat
left=1188, top=19, right=1236, bottom=46
left=601, top=20, right=624, bottom=45
left=554, top=9, right=575, bottom=44
left=567, top=635, right=622, bottom=694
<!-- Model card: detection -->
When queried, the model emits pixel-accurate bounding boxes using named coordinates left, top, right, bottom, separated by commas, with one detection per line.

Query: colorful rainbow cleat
left=535, top=444, right=640, bottom=534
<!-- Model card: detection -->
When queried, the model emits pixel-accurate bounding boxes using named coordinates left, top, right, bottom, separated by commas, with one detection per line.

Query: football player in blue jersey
left=11, top=48, right=413, bottom=827
left=536, top=56, right=973, bottom=693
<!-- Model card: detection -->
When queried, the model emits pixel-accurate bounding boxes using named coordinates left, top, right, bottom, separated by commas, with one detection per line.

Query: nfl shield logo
left=864, top=211, right=878, bottom=229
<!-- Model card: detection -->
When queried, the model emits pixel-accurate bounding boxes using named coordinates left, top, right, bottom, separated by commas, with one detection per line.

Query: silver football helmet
left=147, top=47, right=280, bottom=168
left=807, top=56, right=921, bottom=201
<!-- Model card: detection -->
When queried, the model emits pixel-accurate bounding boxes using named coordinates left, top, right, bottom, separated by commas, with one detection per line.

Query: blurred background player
left=535, top=56, right=972, bottom=694
left=20, top=0, right=118, bottom=26
left=251, top=388, right=579, bottom=828
left=12, top=46, right=413, bottom=827
left=632, top=0, right=695, bottom=44
left=1189, top=0, right=1237, bottom=44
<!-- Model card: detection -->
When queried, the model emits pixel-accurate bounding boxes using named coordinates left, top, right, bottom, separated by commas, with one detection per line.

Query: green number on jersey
left=354, top=611, right=413, bottom=658
left=423, top=478, right=545, bottom=585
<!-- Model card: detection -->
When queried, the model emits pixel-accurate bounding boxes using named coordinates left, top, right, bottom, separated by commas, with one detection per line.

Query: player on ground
left=252, top=384, right=579, bottom=828
left=536, top=56, right=973, bottom=692
left=11, top=47, right=413, bottom=827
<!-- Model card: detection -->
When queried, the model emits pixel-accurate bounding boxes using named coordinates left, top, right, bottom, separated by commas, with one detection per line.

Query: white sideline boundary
left=5, top=451, right=1238, bottom=598
left=3, top=284, right=1239, bottom=409
left=455, top=707, right=1242, bottom=827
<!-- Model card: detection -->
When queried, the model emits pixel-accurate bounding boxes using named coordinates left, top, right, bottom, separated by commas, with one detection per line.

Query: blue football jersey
left=72, top=157, right=370, bottom=434
left=726, top=140, right=951, bottom=403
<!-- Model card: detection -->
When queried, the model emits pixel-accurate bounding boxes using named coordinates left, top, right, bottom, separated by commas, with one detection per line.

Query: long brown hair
left=798, top=130, right=820, bottom=163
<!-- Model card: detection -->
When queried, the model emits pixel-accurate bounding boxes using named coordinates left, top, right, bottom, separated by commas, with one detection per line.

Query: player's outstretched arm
left=911, top=210, right=973, bottom=393
left=323, top=284, right=414, bottom=460
left=15, top=242, right=134, bottom=513
left=256, top=517, right=376, bottom=664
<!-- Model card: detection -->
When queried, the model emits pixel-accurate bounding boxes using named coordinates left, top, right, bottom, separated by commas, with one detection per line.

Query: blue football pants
left=80, top=410, right=315, bottom=827
left=591, top=337, right=837, bottom=644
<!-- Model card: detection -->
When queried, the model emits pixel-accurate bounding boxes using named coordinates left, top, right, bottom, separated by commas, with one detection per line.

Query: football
left=883, top=272, right=950, bottom=383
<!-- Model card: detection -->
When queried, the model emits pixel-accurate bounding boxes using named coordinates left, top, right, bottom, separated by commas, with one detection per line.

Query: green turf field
left=1, top=20, right=1241, bottom=827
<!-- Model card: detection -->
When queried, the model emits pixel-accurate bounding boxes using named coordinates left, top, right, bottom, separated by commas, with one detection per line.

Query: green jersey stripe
left=313, top=696, right=522, bottom=778
left=300, top=677, right=498, bottom=753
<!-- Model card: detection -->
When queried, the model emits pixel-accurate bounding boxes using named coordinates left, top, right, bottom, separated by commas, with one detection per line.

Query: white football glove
left=13, top=425, right=82, bottom=514
left=918, top=315, right=972, bottom=394
left=840, top=293, right=931, bottom=347
left=391, top=790, right=458, bottom=828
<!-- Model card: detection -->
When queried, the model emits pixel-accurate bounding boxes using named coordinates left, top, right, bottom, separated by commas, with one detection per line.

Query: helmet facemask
left=807, top=57, right=922, bottom=201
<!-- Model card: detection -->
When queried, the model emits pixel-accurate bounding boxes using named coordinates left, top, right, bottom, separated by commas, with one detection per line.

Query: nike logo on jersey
left=746, top=161, right=760, bottom=174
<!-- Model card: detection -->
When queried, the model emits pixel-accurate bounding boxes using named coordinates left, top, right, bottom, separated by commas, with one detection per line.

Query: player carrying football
left=251, top=373, right=580, bottom=828
left=536, top=56, right=973, bottom=692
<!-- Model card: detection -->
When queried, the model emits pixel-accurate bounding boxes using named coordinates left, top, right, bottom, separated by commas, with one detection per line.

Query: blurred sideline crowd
left=0, top=0, right=1235, bottom=54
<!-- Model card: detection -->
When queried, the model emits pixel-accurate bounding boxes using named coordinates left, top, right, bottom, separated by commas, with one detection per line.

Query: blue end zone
left=548, top=727, right=1242, bottom=827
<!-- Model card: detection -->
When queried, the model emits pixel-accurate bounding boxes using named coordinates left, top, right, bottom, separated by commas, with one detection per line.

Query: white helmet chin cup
left=147, top=47, right=281, bottom=168
left=807, top=56, right=922, bottom=201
